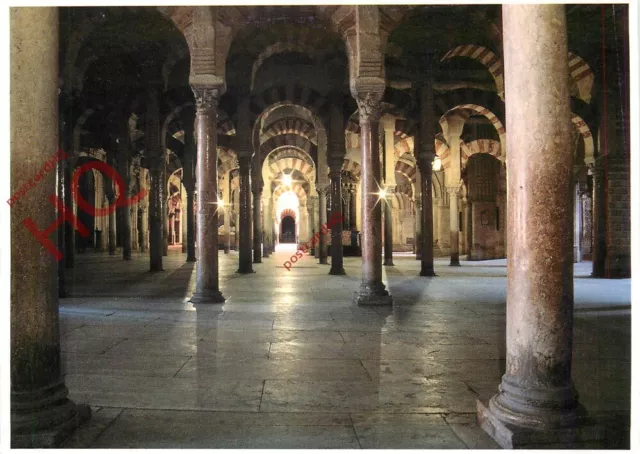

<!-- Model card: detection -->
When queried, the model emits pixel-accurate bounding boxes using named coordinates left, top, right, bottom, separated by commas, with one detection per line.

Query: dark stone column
left=383, top=190, right=394, bottom=266
left=591, top=160, right=606, bottom=277
left=414, top=197, right=422, bottom=260
left=63, top=160, right=76, bottom=266
left=417, top=80, right=436, bottom=275
left=162, top=167, right=169, bottom=257
left=107, top=188, right=117, bottom=256
left=478, top=5, right=584, bottom=448
left=317, top=186, right=329, bottom=264
left=353, top=91, right=392, bottom=305
left=183, top=113, right=197, bottom=262
left=329, top=168, right=346, bottom=275
left=146, top=84, right=164, bottom=272
left=342, top=183, right=350, bottom=230
left=237, top=155, right=254, bottom=273
left=252, top=184, right=262, bottom=264
left=117, top=149, right=132, bottom=261
left=447, top=187, right=461, bottom=266
left=11, top=8, right=90, bottom=447
left=190, top=87, right=225, bottom=303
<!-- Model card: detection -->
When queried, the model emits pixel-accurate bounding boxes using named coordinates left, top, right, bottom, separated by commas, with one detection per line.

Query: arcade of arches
left=9, top=5, right=632, bottom=449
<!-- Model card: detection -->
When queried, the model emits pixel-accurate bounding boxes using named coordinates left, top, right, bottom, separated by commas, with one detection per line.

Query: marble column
left=237, top=155, right=254, bottom=273
left=353, top=91, right=392, bottom=305
left=190, top=87, right=225, bottom=303
left=146, top=84, right=164, bottom=272
left=573, top=178, right=582, bottom=263
left=162, top=186, right=169, bottom=256
left=341, top=183, right=350, bottom=230
left=447, top=186, right=461, bottom=266
left=262, top=190, right=271, bottom=257
left=383, top=191, right=394, bottom=266
left=329, top=168, right=346, bottom=275
left=478, top=5, right=582, bottom=448
left=349, top=187, right=357, bottom=231
left=317, top=186, right=329, bottom=264
left=581, top=192, right=593, bottom=258
left=139, top=202, right=148, bottom=253
left=252, top=184, right=262, bottom=264
left=11, top=8, right=90, bottom=447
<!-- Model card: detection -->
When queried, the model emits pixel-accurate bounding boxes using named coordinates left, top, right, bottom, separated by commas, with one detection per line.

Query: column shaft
left=146, top=85, right=163, bottom=271
left=329, top=170, right=346, bottom=275
left=317, top=188, right=328, bottom=264
left=353, top=91, right=392, bottom=305
left=448, top=188, right=461, bottom=266
left=479, top=5, right=580, bottom=447
left=253, top=186, right=262, bottom=263
left=11, top=8, right=90, bottom=446
left=237, top=156, right=254, bottom=273
left=190, top=87, right=225, bottom=303
left=420, top=161, right=436, bottom=275
left=383, top=194, right=394, bottom=265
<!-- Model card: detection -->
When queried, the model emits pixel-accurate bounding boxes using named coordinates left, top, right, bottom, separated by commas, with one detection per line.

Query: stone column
left=189, top=87, right=225, bottom=303
left=383, top=190, right=394, bottom=266
left=353, top=91, right=392, bottom=305
left=162, top=183, right=169, bottom=257
left=591, top=160, right=606, bottom=277
left=317, top=186, right=329, bottom=264
left=237, top=155, right=254, bottom=273
left=11, top=8, right=90, bottom=447
left=183, top=108, right=197, bottom=262
left=419, top=161, right=436, bottom=275
left=117, top=144, right=132, bottom=260
left=252, top=184, right=262, bottom=264
left=139, top=202, right=148, bottom=253
left=108, top=189, right=117, bottom=256
left=418, top=78, right=437, bottom=275
left=478, top=5, right=582, bottom=448
left=382, top=118, right=395, bottom=266
left=263, top=192, right=273, bottom=256
left=446, top=186, right=461, bottom=266
left=581, top=191, right=592, bottom=258
left=414, top=197, right=422, bottom=260
left=329, top=168, right=346, bottom=275
left=573, top=176, right=582, bottom=263
left=349, top=186, right=357, bottom=231
left=146, top=84, right=164, bottom=272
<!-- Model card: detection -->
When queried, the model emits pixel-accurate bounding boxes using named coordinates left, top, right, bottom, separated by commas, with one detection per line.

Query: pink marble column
left=189, top=87, right=225, bottom=303
left=11, top=8, right=90, bottom=447
left=478, top=5, right=582, bottom=448
left=353, top=92, right=392, bottom=305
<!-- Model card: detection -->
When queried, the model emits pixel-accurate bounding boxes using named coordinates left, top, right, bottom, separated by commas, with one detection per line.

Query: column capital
left=445, top=183, right=462, bottom=196
left=317, top=185, right=330, bottom=197
left=192, top=86, right=221, bottom=112
left=354, top=91, right=384, bottom=123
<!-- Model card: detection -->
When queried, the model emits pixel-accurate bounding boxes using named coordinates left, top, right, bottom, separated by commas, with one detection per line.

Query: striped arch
left=460, top=139, right=502, bottom=168
left=571, top=114, right=595, bottom=163
left=251, top=84, right=329, bottom=120
left=436, top=89, right=506, bottom=142
left=273, top=183, right=308, bottom=206
left=265, top=155, right=315, bottom=184
left=259, top=134, right=317, bottom=166
left=392, top=192, right=413, bottom=211
left=395, top=160, right=417, bottom=183
left=262, top=117, right=317, bottom=144
left=441, top=44, right=505, bottom=99
left=568, top=52, right=595, bottom=104
left=342, top=159, right=362, bottom=180
left=435, top=138, right=453, bottom=170
left=280, top=208, right=297, bottom=220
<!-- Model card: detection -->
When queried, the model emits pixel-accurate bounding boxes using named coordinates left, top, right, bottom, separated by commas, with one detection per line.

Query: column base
left=237, top=267, right=255, bottom=274
left=190, top=289, right=225, bottom=304
left=149, top=265, right=164, bottom=272
left=449, top=254, right=461, bottom=266
left=419, top=267, right=436, bottom=277
left=11, top=382, right=91, bottom=448
left=383, top=260, right=394, bottom=266
left=186, top=256, right=196, bottom=263
left=329, top=267, right=346, bottom=275
left=318, top=259, right=328, bottom=265
left=477, top=398, right=608, bottom=448
left=354, top=282, right=393, bottom=306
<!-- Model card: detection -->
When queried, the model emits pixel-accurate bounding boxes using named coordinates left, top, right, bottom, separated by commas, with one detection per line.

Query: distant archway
left=280, top=216, right=296, bottom=243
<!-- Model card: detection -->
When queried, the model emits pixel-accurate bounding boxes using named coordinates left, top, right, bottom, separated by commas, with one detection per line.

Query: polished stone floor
left=59, top=245, right=631, bottom=448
